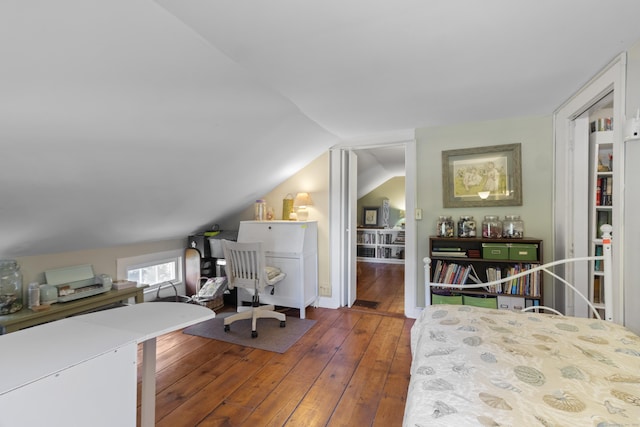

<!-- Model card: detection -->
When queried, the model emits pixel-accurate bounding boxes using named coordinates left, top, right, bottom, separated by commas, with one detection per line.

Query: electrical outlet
left=415, top=208, right=422, bottom=220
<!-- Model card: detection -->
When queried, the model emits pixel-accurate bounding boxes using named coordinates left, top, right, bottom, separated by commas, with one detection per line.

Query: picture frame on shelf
left=363, top=207, right=380, bottom=226
left=442, top=143, right=522, bottom=208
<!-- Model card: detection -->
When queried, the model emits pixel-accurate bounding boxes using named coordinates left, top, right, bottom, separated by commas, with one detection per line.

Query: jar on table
left=482, top=215, right=503, bottom=238
left=436, top=216, right=454, bottom=237
left=503, top=215, right=524, bottom=238
left=457, top=216, right=477, bottom=238
left=0, top=259, right=23, bottom=315
left=254, top=199, right=267, bottom=221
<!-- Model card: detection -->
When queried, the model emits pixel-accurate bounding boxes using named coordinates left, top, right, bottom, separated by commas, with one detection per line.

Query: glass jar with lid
left=436, top=216, right=454, bottom=237
left=482, top=215, right=503, bottom=238
left=254, top=199, right=267, bottom=221
left=457, top=216, right=477, bottom=238
left=503, top=215, right=524, bottom=238
left=0, top=259, right=23, bottom=315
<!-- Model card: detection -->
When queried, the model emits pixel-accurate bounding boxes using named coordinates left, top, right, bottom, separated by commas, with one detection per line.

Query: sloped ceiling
left=2, top=0, right=640, bottom=257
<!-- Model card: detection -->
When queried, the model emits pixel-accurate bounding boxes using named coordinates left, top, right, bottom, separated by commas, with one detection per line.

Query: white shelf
left=357, top=228, right=405, bottom=264
left=588, top=130, right=613, bottom=319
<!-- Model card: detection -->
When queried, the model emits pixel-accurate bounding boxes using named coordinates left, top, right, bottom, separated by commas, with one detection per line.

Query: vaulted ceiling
left=3, top=0, right=640, bottom=257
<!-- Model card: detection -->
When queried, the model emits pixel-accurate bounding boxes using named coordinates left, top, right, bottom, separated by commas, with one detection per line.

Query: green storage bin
left=432, top=294, right=463, bottom=305
left=509, top=244, right=538, bottom=261
left=482, top=243, right=509, bottom=260
left=463, top=295, right=498, bottom=309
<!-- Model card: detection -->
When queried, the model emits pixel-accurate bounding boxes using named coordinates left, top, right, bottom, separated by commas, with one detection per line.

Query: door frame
left=553, top=53, right=626, bottom=320
left=327, top=133, right=420, bottom=318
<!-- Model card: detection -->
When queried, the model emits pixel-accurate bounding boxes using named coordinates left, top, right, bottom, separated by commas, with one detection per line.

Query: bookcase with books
left=428, top=236, right=543, bottom=310
left=357, top=228, right=405, bottom=264
left=589, top=128, right=613, bottom=319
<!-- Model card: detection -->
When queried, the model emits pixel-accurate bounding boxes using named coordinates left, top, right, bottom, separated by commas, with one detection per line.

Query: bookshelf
left=589, top=130, right=613, bottom=319
left=357, top=228, right=405, bottom=264
left=427, top=236, right=543, bottom=310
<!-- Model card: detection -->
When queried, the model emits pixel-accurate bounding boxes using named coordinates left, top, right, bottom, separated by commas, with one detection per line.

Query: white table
left=0, top=302, right=215, bottom=427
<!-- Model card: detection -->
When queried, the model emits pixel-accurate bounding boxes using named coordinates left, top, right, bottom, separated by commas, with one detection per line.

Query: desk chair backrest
left=221, top=240, right=269, bottom=292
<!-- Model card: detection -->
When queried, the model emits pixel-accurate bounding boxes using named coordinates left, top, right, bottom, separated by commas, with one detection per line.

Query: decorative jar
left=482, top=215, right=503, bottom=238
left=503, top=215, right=524, bottom=238
left=0, top=259, right=23, bottom=315
left=457, top=216, right=477, bottom=238
left=436, top=216, right=454, bottom=237
left=254, top=199, right=267, bottom=221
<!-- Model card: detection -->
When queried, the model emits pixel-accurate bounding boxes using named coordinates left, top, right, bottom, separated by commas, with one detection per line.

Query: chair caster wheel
left=252, top=331, right=258, bottom=338
left=224, top=325, right=230, bottom=332
left=280, top=321, right=286, bottom=328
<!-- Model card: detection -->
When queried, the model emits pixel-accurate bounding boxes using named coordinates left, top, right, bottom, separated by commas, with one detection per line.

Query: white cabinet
left=356, top=228, right=405, bottom=264
left=237, top=221, right=318, bottom=319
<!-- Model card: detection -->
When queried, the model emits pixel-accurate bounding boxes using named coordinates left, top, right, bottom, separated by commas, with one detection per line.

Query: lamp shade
left=293, top=192, right=313, bottom=207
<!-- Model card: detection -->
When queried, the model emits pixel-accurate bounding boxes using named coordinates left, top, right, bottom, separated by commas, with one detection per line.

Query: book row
left=595, top=176, right=613, bottom=206
left=431, top=260, right=541, bottom=297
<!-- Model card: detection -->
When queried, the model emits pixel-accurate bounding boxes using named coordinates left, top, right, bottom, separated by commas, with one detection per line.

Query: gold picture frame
left=442, top=143, right=522, bottom=208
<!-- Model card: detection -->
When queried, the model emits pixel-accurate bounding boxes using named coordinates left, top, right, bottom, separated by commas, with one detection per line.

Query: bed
left=403, top=230, right=640, bottom=426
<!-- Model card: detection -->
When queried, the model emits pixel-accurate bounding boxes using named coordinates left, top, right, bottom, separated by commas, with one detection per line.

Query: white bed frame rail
left=424, top=225, right=613, bottom=320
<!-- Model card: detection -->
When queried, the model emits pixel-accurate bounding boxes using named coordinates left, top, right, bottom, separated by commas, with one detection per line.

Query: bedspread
left=403, top=305, right=640, bottom=426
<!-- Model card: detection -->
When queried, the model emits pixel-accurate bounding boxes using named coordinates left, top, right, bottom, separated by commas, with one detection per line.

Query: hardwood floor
left=138, top=262, right=412, bottom=426
left=353, top=262, right=405, bottom=316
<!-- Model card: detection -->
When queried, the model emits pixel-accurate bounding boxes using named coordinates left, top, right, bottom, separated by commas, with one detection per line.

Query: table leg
left=135, top=289, right=145, bottom=304
left=141, top=338, right=157, bottom=427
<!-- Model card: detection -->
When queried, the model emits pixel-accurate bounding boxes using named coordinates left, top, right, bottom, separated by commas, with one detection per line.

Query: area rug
left=183, top=313, right=316, bottom=353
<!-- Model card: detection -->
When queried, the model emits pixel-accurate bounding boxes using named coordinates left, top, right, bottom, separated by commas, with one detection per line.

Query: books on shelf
left=484, top=264, right=540, bottom=297
left=431, top=260, right=481, bottom=285
left=595, top=176, right=613, bottom=206
left=431, top=247, right=467, bottom=258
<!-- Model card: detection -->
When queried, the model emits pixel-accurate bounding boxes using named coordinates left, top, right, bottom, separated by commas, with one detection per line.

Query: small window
left=117, top=249, right=183, bottom=287
left=127, top=260, right=177, bottom=286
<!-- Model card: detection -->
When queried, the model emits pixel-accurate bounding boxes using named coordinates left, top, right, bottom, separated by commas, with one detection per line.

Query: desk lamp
left=293, top=192, right=313, bottom=221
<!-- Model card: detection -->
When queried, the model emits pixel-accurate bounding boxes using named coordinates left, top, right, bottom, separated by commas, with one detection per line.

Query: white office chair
left=221, top=239, right=286, bottom=338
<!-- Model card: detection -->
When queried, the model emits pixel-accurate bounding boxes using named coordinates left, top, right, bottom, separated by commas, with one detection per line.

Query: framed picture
left=442, top=143, right=522, bottom=208
left=363, top=207, right=380, bottom=226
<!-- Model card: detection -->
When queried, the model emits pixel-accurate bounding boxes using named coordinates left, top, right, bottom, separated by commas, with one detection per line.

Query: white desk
left=237, top=221, right=318, bottom=318
left=0, top=302, right=215, bottom=427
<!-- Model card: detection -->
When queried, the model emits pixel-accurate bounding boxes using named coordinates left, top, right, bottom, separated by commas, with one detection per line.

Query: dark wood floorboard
left=138, top=262, right=411, bottom=426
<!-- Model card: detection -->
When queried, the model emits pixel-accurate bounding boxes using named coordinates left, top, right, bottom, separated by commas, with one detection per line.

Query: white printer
left=44, top=264, right=113, bottom=303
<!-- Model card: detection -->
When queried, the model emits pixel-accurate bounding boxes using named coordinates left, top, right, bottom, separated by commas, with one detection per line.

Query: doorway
left=329, top=137, right=419, bottom=318
left=553, top=53, right=625, bottom=320
left=352, top=145, right=406, bottom=315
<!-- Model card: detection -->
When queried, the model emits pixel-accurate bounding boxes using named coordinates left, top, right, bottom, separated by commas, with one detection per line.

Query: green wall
left=357, top=176, right=406, bottom=227
left=415, top=115, right=553, bottom=306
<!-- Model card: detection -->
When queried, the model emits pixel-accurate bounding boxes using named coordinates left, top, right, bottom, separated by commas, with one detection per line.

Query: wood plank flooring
left=138, top=261, right=412, bottom=426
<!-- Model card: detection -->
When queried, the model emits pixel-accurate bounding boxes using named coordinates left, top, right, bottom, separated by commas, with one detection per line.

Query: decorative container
left=482, top=215, right=503, bottom=238
left=457, top=215, right=477, bottom=238
left=503, top=215, right=524, bottom=238
left=254, top=199, right=267, bottom=221
left=0, top=259, right=23, bottom=315
left=436, top=216, right=455, bottom=237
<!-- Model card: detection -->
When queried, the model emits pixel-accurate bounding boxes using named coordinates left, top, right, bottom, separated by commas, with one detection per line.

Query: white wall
left=415, top=115, right=554, bottom=307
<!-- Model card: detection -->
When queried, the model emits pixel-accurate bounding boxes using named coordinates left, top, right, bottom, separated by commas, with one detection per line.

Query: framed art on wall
left=442, top=143, right=522, bottom=208
left=363, top=207, right=380, bottom=226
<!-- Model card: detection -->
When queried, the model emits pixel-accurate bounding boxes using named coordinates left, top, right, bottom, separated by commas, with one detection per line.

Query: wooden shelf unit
left=427, top=236, right=543, bottom=309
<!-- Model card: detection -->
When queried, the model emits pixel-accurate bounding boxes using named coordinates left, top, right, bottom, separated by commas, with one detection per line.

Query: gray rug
left=183, top=313, right=316, bottom=353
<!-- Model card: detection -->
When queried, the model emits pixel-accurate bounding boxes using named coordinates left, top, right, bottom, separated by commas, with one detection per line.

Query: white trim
left=117, top=249, right=184, bottom=281
left=553, top=52, right=626, bottom=322
left=328, top=134, right=421, bottom=319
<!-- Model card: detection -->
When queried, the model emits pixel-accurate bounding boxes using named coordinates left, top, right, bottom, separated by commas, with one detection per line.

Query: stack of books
left=431, top=247, right=467, bottom=258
